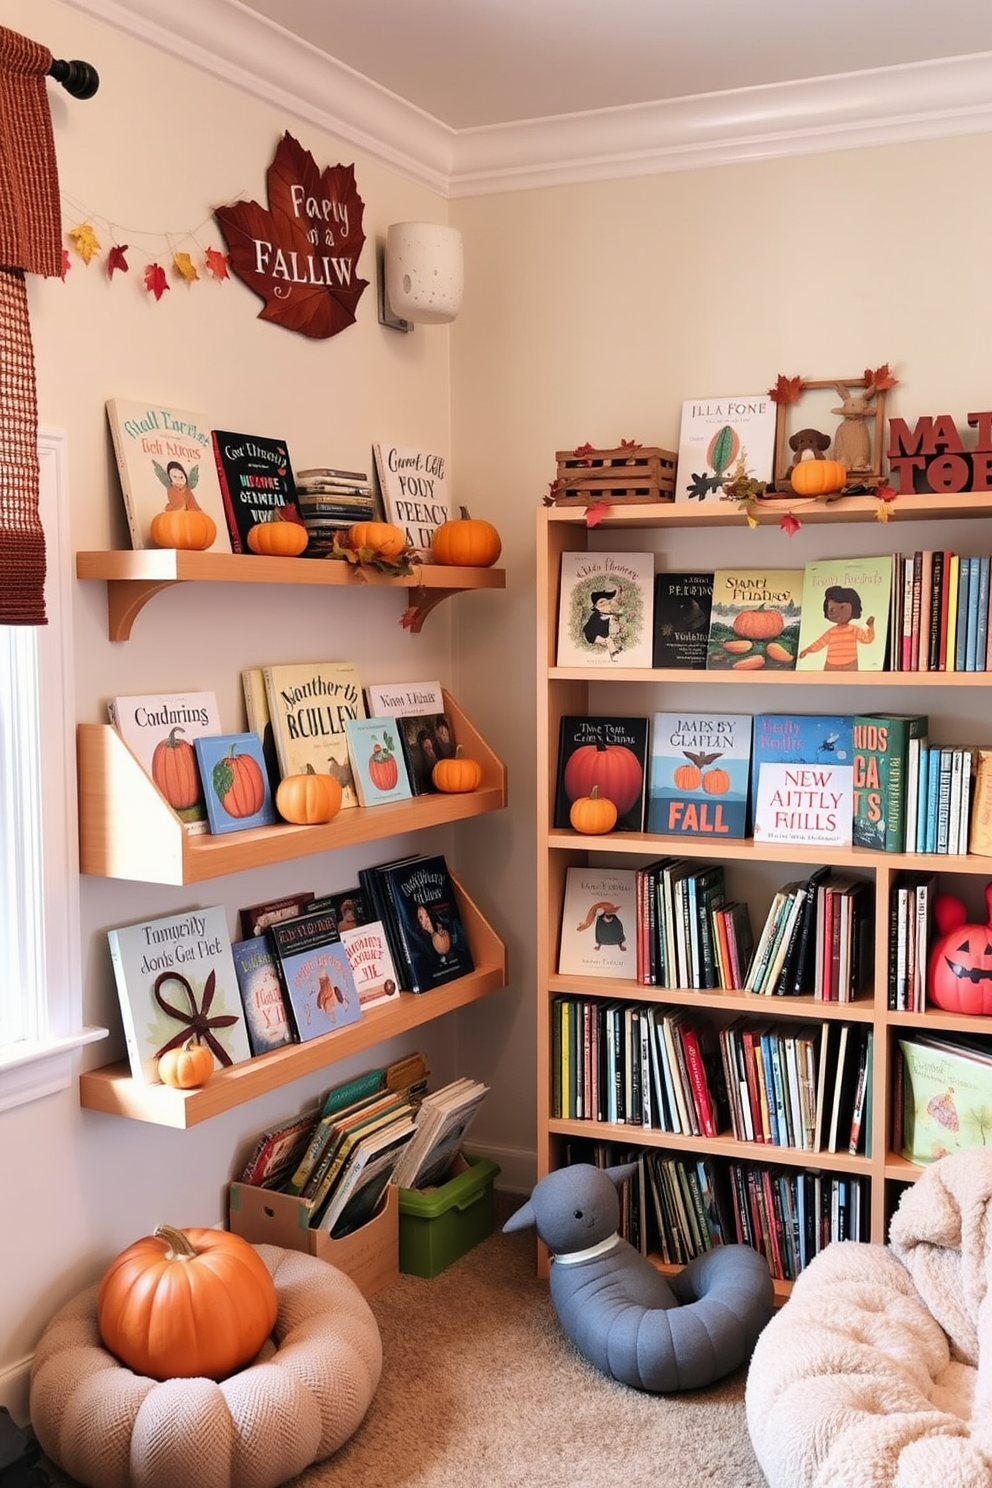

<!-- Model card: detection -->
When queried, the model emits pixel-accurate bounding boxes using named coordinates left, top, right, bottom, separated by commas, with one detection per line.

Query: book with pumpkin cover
left=646, top=712, right=752, bottom=839
left=106, top=398, right=232, bottom=553
left=107, top=690, right=221, bottom=836
left=553, top=716, right=649, bottom=832
left=364, top=682, right=452, bottom=795
left=231, top=933, right=297, bottom=1055
left=379, top=853, right=474, bottom=994
left=372, top=441, right=451, bottom=557
left=343, top=717, right=413, bottom=807
left=796, top=555, right=893, bottom=672
left=261, top=660, right=365, bottom=804
left=193, top=732, right=278, bottom=834
left=267, top=906, right=363, bottom=1043
left=705, top=569, right=803, bottom=671
left=210, top=429, right=304, bottom=554
left=674, top=394, right=777, bottom=505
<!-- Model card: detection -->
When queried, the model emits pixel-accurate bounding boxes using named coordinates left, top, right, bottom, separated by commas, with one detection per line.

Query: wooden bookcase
left=537, top=497, right=992, bottom=1297
left=77, top=557, right=508, bottom=1128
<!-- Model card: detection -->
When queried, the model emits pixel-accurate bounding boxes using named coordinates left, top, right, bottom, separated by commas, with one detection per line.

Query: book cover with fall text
left=646, top=713, right=752, bottom=838
left=107, top=399, right=232, bottom=553
left=211, top=429, right=303, bottom=553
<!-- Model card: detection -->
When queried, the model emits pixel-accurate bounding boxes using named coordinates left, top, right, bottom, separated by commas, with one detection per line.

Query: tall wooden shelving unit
left=537, top=498, right=992, bottom=1297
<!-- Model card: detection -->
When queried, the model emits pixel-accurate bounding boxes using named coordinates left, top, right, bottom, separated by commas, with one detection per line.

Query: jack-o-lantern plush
left=928, top=883, right=992, bottom=1015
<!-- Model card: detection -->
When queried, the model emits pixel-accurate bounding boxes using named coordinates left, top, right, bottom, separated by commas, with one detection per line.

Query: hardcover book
left=395, top=711, right=457, bottom=795
left=240, top=667, right=281, bottom=793
left=106, top=398, right=232, bottom=553
left=899, top=1034, right=992, bottom=1165
left=309, top=886, right=371, bottom=931
left=704, top=569, right=803, bottom=671
left=107, top=690, right=221, bottom=835
left=796, top=556, right=893, bottom=672
left=238, top=890, right=316, bottom=940
left=344, top=717, right=413, bottom=807
left=852, top=714, right=929, bottom=852
left=267, top=907, right=363, bottom=1043
left=674, top=394, right=777, bottom=504
left=107, top=904, right=253, bottom=1085
left=238, top=1106, right=321, bottom=1187
left=372, top=441, right=450, bottom=556
left=556, top=551, right=655, bottom=668
left=193, top=733, right=278, bottom=834
left=558, top=865, right=638, bottom=980
left=553, top=716, right=649, bottom=832
left=652, top=572, right=714, bottom=669
left=752, top=760, right=854, bottom=848
left=338, top=920, right=401, bottom=1010
left=231, top=934, right=296, bottom=1055
left=379, top=854, right=475, bottom=993
left=750, top=714, right=854, bottom=806
left=261, top=660, right=365, bottom=803
left=210, top=429, right=303, bottom=553
left=646, top=713, right=752, bottom=838
left=365, top=678, right=444, bottom=717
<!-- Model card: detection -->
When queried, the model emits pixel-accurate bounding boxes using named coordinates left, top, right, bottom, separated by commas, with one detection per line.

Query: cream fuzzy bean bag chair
left=746, top=1150, right=992, bottom=1487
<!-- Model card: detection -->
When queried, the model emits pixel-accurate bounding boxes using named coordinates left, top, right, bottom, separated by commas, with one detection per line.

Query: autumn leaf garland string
left=61, top=194, right=233, bottom=299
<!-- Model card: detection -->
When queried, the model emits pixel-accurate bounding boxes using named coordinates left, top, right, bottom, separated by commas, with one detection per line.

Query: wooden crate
left=553, top=446, right=676, bottom=505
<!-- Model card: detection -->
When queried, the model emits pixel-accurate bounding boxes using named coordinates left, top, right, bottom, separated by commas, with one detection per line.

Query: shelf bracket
left=106, top=578, right=181, bottom=642
left=403, top=586, right=460, bottom=634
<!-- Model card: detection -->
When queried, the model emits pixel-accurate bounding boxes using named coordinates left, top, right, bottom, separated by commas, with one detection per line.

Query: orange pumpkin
left=701, top=767, right=730, bottom=795
left=432, top=751, right=484, bottom=793
left=275, top=764, right=342, bottom=824
left=790, top=458, right=847, bottom=497
left=246, top=519, right=308, bottom=556
left=97, top=1225, right=278, bottom=1382
left=673, top=763, right=702, bottom=791
left=211, top=744, right=265, bottom=819
left=149, top=507, right=217, bottom=551
left=562, top=743, right=643, bottom=816
left=348, top=521, right=407, bottom=557
left=733, top=606, right=784, bottom=641
left=151, top=726, right=201, bottom=811
left=431, top=515, right=502, bottom=568
left=569, top=786, right=618, bottom=835
left=158, top=1037, right=213, bottom=1089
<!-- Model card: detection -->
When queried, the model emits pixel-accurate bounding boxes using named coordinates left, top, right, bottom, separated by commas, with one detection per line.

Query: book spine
left=680, top=1024, right=716, bottom=1138
left=212, top=438, right=244, bottom=554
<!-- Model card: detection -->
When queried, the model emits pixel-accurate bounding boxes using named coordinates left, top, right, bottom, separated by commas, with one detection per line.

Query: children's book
left=238, top=890, right=316, bottom=940
left=306, top=886, right=371, bottom=931
left=674, top=394, right=778, bottom=504
left=364, top=679, right=444, bottom=717
left=379, top=854, right=475, bottom=993
left=107, top=690, right=221, bottom=835
left=750, top=714, right=854, bottom=805
left=558, top=866, right=638, bottom=980
left=395, top=712, right=456, bottom=795
left=267, top=907, right=363, bottom=1042
left=553, top=716, right=649, bottom=832
left=851, top=714, right=929, bottom=851
left=238, top=1106, right=321, bottom=1187
left=372, top=441, right=450, bottom=556
left=193, top=732, right=278, bottom=834
left=899, top=1034, right=992, bottom=1164
left=107, top=904, right=253, bottom=1085
left=652, top=572, right=714, bottom=668
left=646, top=713, right=752, bottom=839
left=796, top=556, right=893, bottom=672
left=705, top=570, right=803, bottom=671
left=338, top=920, right=402, bottom=1010
left=106, top=399, right=232, bottom=553
left=231, top=934, right=297, bottom=1055
left=752, top=760, right=854, bottom=848
left=261, top=660, right=365, bottom=803
left=344, top=717, right=413, bottom=807
left=556, top=552, right=655, bottom=668
left=210, top=429, right=303, bottom=554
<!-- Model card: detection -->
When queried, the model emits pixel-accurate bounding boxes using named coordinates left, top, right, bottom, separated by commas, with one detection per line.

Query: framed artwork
left=772, top=377, right=888, bottom=489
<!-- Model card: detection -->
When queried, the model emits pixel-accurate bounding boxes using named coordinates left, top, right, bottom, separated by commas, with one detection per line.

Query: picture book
left=704, top=570, right=803, bottom=671
left=395, top=711, right=457, bottom=795
left=372, top=441, right=450, bottom=556
left=308, top=885, right=371, bottom=931
left=379, top=854, right=475, bottom=993
left=752, top=760, right=854, bottom=848
left=238, top=890, right=315, bottom=940
left=210, top=429, right=303, bottom=553
left=365, top=679, right=444, bottom=717
left=261, top=660, right=365, bottom=803
left=107, top=904, right=253, bottom=1085
left=338, top=920, right=401, bottom=1010
left=796, top=555, right=893, bottom=672
left=238, top=1106, right=321, bottom=1187
left=674, top=394, right=778, bottom=504
left=899, top=1035, right=992, bottom=1165
left=553, top=716, right=649, bottom=832
left=358, top=854, right=424, bottom=988
left=321, top=1114, right=418, bottom=1236
left=851, top=714, right=929, bottom=852
left=556, top=551, right=655, bottom=668
left=107, top=690, right=221, bottom=835
left=646, top=713, right=752, bottom=839
left=193, top=732, right=278, bottom=834
left=344, top=717, right=414, bottom=807
left=299, top=1091, right=413, bottom=1211
left=750, top=714, right=854, bottom=805
left=392, top=1076, right=491, bottom=1190
left=231, top=934, right=296, bottom=1055
left=106, top=399, right=232, bottom=553
left=652, top=572, right=714, bottom=669
left=267, top=907, right=363, bottom=1042
left=240, top=667, right=280, bottom=793
left=558, top=865, right=638, bottom=980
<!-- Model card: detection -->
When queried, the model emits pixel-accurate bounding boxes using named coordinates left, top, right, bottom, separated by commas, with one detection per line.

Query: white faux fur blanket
left=745, top=1150, right=992, bottom=1488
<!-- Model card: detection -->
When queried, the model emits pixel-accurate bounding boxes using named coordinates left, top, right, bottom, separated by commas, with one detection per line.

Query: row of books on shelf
left=556, top=709, right=992, bottom=854
left=558, top=550, right=992, bottom=675
left=107, top=852, right=474, bottom=1085
left=107, top=673, right=462, bottom=836
left=234, top=1055, right=489, bottom=1238
left=552, top=995, right=870, bottom=1157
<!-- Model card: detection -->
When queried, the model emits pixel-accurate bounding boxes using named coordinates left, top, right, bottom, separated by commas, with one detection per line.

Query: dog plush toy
left=504, top=1163, right=773, bottom=1392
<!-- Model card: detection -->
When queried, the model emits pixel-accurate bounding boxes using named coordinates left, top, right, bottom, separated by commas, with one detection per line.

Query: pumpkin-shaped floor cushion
left=28, top=1244, right=382, bottom=1488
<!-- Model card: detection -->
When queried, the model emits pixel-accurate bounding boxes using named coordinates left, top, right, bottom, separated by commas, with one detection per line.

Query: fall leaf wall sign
left=214, top=132, right=368, bottom=339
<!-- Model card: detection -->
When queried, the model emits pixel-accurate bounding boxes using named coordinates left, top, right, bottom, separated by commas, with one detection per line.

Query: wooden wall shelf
left=544, top=492, right=992, bottom=530
left=76, top=549, right=506, bottom=640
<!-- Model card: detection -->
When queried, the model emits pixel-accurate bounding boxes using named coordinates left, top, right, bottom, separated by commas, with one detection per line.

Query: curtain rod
left=48, top=57, right=99, bottom=99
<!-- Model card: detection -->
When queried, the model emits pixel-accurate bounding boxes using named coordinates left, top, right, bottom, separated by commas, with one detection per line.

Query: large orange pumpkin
left=430, top=516, right=502, bottom=568
left=211, top=745, right=265, bottom=819
left=562, top=742, right=643, bottom=816
left=275, top=764, right=342, bottom=824
left=790, top=458, right=847, bottom=497
left=151, top=726, right=201, bottom=810
left=149, top=507, right=217, bottom=551
left=97, top=1225, right=278, bottom=1382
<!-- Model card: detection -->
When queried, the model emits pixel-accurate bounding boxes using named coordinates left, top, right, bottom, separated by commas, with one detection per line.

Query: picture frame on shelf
left=772, top=377, right=888, bottom=490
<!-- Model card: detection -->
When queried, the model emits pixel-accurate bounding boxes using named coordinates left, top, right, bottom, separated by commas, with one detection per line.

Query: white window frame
left=0, top=429, right=105, bottom=1112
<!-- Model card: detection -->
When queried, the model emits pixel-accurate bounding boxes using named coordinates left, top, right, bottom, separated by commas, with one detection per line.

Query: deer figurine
left=831, top=382, right=877, bottom=473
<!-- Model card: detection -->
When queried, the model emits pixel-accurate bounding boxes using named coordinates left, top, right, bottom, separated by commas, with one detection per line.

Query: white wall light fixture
left=378, top=221, right=464, bottom=333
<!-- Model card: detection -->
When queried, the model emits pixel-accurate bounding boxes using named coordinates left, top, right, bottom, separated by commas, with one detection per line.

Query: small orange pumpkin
left=790, top=458, right=847, bottom=497
left=275, top=764, right=343, bottom=824
left=246, top=518, right=308, bottom=557
left=158, top=1037, right=213, bottom=1089
left=149, top=507, right=217, bottom=551
left=430, top=513, right=502, bottom=568
left=432, top=750, right=484, bottom=793
left=569, top=786, right=618, bottom=835
left=348, top=520, right=407, bottom=557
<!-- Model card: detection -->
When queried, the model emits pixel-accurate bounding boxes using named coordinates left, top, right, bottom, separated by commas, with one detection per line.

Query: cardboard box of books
left=229, top=1181, right=399, bottom=1298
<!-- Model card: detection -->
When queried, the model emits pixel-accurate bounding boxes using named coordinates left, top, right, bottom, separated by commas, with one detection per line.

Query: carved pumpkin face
left=928, top=885, right=992, bottom=1015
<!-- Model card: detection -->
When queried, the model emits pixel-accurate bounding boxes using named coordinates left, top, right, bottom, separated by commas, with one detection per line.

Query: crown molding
left=63, top=0, right=992, bottom=198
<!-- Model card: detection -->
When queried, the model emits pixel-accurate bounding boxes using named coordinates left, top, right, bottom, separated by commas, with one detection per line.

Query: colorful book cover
left=107, top=904, right=253, bottom=1085
left=852, top=714, right=929, bottom=852
left=338, top=920, right=401, bottom=1010
left=553, top=715, right=649, bottom=832
left=646, top=713, right=752, bottom=838
left=704, top=570, right=803, bottom=671
left=899, top=1035, right=992, bottom=1165
left=558, top=865, right=638, bottom=980
left=752, top=761, right=854, bottom=848
left=193, top=732, right=278, bottom=834
left=344, top=717, right=413, bottom=807
left=107, top=690, right=221, bottom=835
left=750, top=713, right=854, bottom=807
left=380, top=854, right=475, bottom=993
left=261, top=660, right=365, bottom=803
left=106, top=399, right=232, bottom=553
left=674, top=394, right=777, bottom=504
left=395, top=710, right=456, bottom=795
left=796, top=556, right=893, bottom=672
left=268, top=908, right=363, bottom=1042
left=231, top=934, right=296, bottom=1055
left=652, top=572, right=714, bottom=668
left=308, top=886, right=371, bottom=931
left=210, top=430, right=303, bottom=553
left=556, top=551, right=655, bottom=668
left=372, top=441, right=450, bottom=556
left=238, top=1107, right=320, bottom=1187
left=364, top=678, right=444, bottom=717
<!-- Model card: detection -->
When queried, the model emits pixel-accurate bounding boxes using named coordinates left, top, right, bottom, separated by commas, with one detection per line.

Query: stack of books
left=358, top=852, right=475, bottom=993
left=294, top=466, right=377, bottom=553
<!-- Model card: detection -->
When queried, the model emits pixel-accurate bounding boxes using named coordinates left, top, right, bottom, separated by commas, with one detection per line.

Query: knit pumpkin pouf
left=28, top=1244, right=382, bottom=1488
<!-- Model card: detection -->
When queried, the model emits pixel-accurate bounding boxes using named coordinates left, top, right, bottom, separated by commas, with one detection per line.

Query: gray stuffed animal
left=504, top=1162, right=773, bottom=1392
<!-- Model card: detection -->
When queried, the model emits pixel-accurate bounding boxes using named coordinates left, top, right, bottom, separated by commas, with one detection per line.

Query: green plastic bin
left=398, top=1152, right=501, bottom=1277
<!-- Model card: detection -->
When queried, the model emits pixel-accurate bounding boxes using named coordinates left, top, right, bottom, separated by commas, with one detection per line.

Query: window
left=0, top=431, right=105, bottom=1111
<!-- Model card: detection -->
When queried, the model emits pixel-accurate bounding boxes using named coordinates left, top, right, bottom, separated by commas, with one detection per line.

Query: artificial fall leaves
left=64, top=218, right=231, bottom=297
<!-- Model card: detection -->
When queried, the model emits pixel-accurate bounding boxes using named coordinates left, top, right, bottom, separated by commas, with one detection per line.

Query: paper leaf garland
left=106, top=244, right=129, bottom=279
left=204, top=246, right=231, bottom=280
left=67, top=222, right=101, bottom=264
left=144, top=263, right=169, bottom=300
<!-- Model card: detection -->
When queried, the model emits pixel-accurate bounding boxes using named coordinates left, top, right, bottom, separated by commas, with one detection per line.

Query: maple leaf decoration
left=214, top=131, right=369, bottom=339
left=173, top=251, right=199, bottom=286
left=144, top=263, right=170, bottom=301
left=572, top=442, right=595, bottom=466
left=769, top=374, right=803, bottom=405
left=204, top=246, right=231, bottom=280
left=584, top=502, right=610, bottom=528
left=865, top=362, right=898, bottom=391
left=779, top=513, right=802, bottom=536
left=619, top=438, right=642, bottom=451
left=106, top=244, right=129, bottom=279
left=67, top=222, right=101, bottom=265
